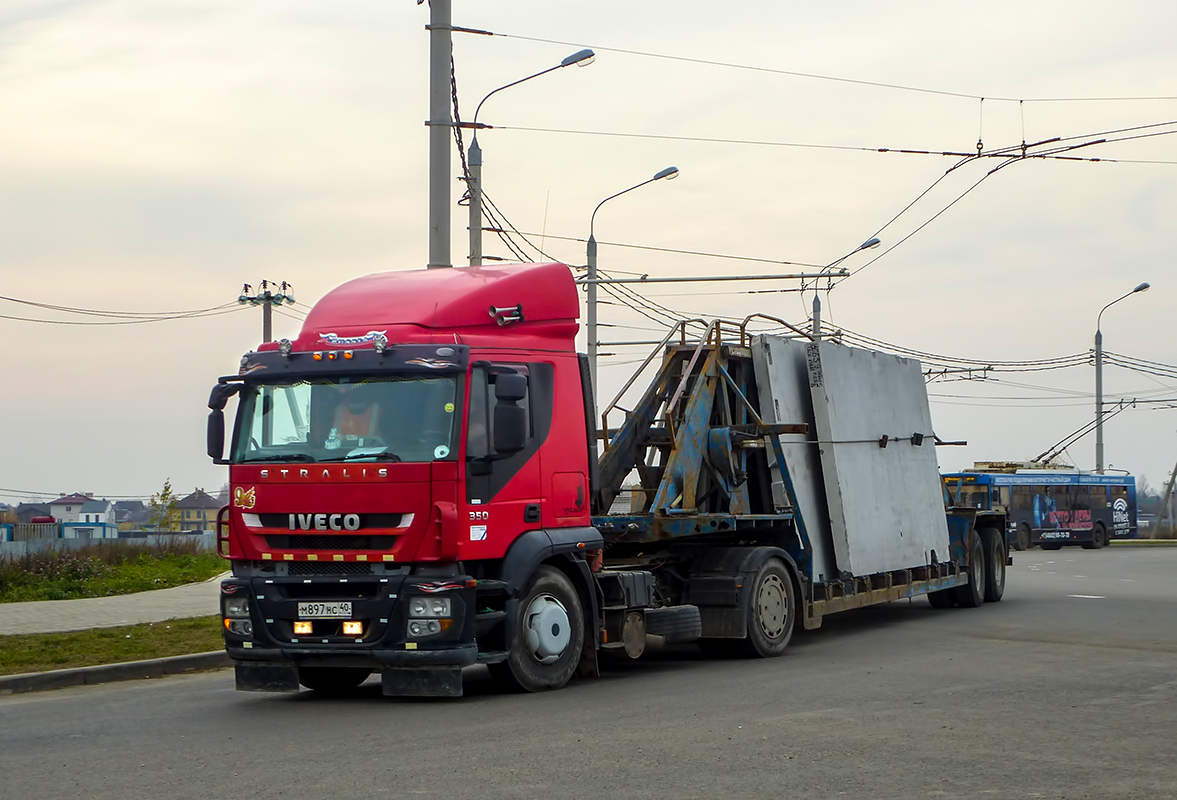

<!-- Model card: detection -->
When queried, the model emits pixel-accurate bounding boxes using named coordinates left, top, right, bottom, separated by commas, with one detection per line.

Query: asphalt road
left=2, top=547, right=1175, bottom=800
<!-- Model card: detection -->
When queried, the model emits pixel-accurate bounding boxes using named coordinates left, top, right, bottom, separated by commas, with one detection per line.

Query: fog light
left=342, top=621, right=363, bottom=636
left=228, top=619, right=252, bottom=636
left=293, top=620, right=312, bottom=635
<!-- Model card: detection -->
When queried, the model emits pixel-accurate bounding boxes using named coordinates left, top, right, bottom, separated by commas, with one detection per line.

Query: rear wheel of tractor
left=953, top=529, right=986, bottom=608
left=297, top=667, right=372, bottom=694
left=927, top=588, right=955, bottom=608
left=1014, top=523, right=1031, bottom=552
left=980, top=526, right=1006, bottom=603
left=490, top=565, right=584, bottom=693
left=733, top=558, right=797, bottom=658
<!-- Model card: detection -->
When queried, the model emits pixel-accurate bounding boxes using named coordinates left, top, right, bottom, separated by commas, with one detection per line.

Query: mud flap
left=235, top=663, right=300, bottom=693
left=381, top=667, right=463, bottom=698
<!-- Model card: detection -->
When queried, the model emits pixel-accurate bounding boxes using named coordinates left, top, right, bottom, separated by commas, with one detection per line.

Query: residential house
left=14, top=503, right=50, bottom=523
left=49, top=493, right=94, bottom=523
left=176, top=488, right=221, bottom=533
left=64, top=499, right=118, bottom=539
left=114, top=500, right=151, bottom=531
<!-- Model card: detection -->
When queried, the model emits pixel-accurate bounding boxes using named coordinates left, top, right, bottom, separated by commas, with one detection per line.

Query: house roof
left=79, top=500, right=110, bottom=513
left=177, top=489, right=222, bottom=510
left=15, top=503, right=50, bottom=514
left=50, top=493, right=94, bottom=507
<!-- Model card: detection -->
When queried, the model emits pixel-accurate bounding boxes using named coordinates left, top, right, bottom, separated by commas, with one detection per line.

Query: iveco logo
left=289, top=513, right=361, bottom=531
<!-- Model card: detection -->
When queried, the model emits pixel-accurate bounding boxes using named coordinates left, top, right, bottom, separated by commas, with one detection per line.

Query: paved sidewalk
left=0, top=575, right=227, bottom=636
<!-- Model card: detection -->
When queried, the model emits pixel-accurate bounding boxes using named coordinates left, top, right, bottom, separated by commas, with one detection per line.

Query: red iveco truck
left=207, top=262, right=1007, bottom=697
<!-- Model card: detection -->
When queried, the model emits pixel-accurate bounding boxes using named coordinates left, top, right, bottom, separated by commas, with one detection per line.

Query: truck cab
left=208, top=263, right=602, bottom=696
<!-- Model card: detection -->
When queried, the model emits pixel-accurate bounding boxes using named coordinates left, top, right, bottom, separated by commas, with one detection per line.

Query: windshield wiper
left=239, top=454, right=317, bottom=463
left=321, top=452, right=402, bottom=463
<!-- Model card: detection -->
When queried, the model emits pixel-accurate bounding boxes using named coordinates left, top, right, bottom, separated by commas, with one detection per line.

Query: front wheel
left=1014, top=523, right=1031, bottom=552
left=490, top=565, right=584, bottom=692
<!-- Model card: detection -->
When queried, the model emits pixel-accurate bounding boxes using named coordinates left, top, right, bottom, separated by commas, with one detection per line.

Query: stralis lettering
left=259, top=468, right=389, bottom=480
left=289, top=513, right=362, bottom=531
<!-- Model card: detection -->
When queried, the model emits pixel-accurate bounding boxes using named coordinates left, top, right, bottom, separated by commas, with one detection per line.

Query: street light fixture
left=586, top=166, right=680, bottom=390
left=468, top=49, right=595, bottom=266
left=1094, top=281, right=1150, bottom=473
left=811, top=237, right=881, bottom=340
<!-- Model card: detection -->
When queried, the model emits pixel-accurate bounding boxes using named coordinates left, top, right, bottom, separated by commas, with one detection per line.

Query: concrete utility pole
left=427, top=0, right=452, bottom=269
left=811, top=237, right=881, bottom=341
left=586, top=166, right=679, bottom=391
left=1156, top=455, right=1177, bottom=537
left=1094, top=282, right=1149, bottom=473
left=467, top=49, right=595, bottom=266
left=239, top=281, right=296, bottom=343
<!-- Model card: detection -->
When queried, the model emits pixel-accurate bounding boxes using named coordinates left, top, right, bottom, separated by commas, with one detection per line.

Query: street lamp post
left=811, top=237, right=880, bottom=340
left=586, top=166, right=680, bottom=390
left=1095, top=281, right=1150, bottom=473
left=468, top=49, right=595, bottom=266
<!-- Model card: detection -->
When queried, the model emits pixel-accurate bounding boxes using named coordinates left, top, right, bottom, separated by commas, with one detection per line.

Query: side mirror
left=208, top=409, right=226, bottom=462
left=494, top=373, right=527, bottom=402
left=493, top=404, right=527, bottom=454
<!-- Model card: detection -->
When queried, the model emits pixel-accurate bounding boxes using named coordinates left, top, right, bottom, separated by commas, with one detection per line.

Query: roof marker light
left=313, top=352, right=323, bottom=361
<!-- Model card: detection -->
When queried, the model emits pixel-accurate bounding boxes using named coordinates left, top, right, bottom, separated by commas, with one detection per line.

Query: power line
left=478, top=30, right=1177, bottom=104
left=0, top=306, right=246, bottom=326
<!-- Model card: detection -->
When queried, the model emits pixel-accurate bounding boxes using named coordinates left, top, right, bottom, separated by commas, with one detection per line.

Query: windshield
left=232, top=375, right=459, bottom=464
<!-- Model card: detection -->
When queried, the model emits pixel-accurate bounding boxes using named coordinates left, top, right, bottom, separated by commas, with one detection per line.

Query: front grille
left=264, top=535, right=395, bottom=551
left=287, top=561, right=373, bottom=576
left=257, top=513, right=405, bottom=529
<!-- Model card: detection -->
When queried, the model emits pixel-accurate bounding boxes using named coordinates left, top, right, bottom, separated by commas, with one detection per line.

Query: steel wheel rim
left=974, top=539, right=986, bottom=597
left=523, top=593, right=571, bottom=665
left=756, top=574, right=787, bottom=639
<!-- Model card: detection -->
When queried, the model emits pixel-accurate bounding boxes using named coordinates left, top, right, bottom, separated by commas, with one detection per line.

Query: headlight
left=408, top=597, right=451, bottom=618
left=224, top=597, right=250, bottom=618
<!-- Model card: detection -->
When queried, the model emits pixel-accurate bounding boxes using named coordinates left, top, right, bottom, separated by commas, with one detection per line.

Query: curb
left=1109, top=539, right=1177, bottom=547
left=0, top=650, right=231, bottom=696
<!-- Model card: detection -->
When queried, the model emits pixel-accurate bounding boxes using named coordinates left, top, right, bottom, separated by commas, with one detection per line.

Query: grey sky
left=1, top=0, right=1175, bottom=504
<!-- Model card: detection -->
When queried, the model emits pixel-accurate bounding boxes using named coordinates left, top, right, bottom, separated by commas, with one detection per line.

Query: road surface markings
left=1067, top=594, right=1106, bottom=599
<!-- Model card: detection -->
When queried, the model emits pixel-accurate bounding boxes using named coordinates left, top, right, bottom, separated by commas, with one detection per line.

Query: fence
left=0, top=533, right=217, bottom=558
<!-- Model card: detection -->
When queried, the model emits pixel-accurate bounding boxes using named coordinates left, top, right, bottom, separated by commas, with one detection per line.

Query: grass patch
left=0, top=616, right=224, bottom=676
left=0, top=541, right=227, bottom=603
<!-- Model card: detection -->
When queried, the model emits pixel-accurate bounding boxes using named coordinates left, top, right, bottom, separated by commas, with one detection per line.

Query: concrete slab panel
left=751, top=335, right=837, bottom=583
left=805, top=340, right=949, bottom=575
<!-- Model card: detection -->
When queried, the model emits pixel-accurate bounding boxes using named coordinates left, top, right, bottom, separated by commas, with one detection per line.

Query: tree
left=148, top=479, right=181, bottom=532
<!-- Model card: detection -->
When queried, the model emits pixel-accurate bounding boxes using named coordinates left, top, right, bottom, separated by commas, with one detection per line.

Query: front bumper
left=220, top=573, right=478, bottom=694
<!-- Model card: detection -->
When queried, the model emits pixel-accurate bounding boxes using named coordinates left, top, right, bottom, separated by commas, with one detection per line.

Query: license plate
left=297, top=601, right=352, bottom=619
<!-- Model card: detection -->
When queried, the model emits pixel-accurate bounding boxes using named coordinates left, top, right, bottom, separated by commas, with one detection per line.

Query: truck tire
left=1082, top=523, right=1107, bottom=550
left=644, top=605, right=702, bottom=644
left=953, top=529, right=985, bottom=608
left=490, top=565, right=584, bottom=693
left=734, top=558, right=797, bottom=658
left=980, top=526, right=1006, bottom=603
left=297, top=667, right=371, bottom=694
left=927, top=588, right=955, bottom=608
left=1014, top=523, right=1031, bottom=552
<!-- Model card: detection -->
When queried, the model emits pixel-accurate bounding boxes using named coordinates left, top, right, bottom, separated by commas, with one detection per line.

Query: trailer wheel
left=1014, top=523, right=1031, bottom=552
left=297, top=667, right=371, bottom=694
left=927, top=588, right=955, bottom=608
left=953, top=530, right=985, bottom=608
left=980, top=526, right=1006, bottom=603
left=734, top=558, right=796, bottom=658
left=1082, top=523, right=1107, bottom=550
left=490, top=565, right=584, bottom=692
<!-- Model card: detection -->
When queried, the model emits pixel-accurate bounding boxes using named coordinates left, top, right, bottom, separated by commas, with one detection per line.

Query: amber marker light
left=342, top=621, right=364, bottom=636
left=343, top=351, right=354, bottom=360
left=293, top=621, right=313, bottom=635
left=313, top=352, right=323, bottom=361
left=223, top=618, right=231, bottom=630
